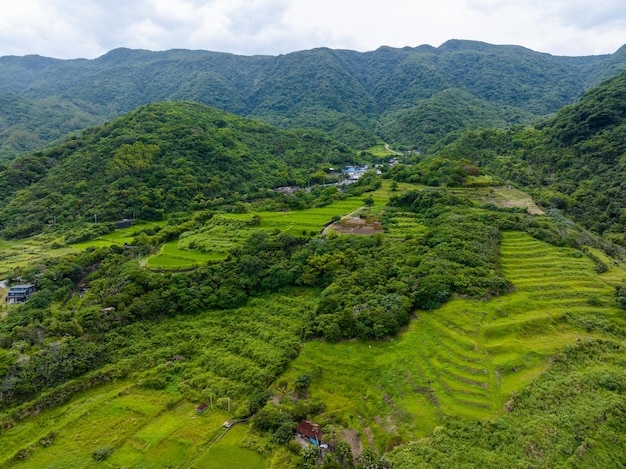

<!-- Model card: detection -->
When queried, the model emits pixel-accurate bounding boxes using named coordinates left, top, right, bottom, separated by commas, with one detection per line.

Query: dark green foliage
left=294, top=374, right=311, bottom=397
left=0, top=101, right=356, bottom=237
left=617, top=285, right=626, bottom=310
left=299, top=190, right=516, bottom=342
left=0, top=94, right=103, bottom=160
left=378, top=88, right=536, bottom=152
left=2, top=40, right=626, bottom=160
left=252, top=402, right=298, bottom=444
left=357, top=447, right=392, bottom=468
left=385, top=157, right=486, bottom=188
left=434, top=71, right=626, bottom=238
left=92, top=445, right=112, bottom=461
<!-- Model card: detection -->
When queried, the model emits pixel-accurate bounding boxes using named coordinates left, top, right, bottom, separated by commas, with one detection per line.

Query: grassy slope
left=279, top=231, right=625, bottom=452
left=1, top=185, right=624, bottom=467
left=0, top=221, right=165, bottom=278
left=0, top=291, right=315, bottom=468
left=145, top=183, right=397, bottom=270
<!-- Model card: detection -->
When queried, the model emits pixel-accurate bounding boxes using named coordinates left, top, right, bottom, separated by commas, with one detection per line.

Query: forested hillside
left=1, top=40, right=625, bottom=159
left=0, top=101, right=354, bottom=238
left=433, top=70, right=626, bottom=245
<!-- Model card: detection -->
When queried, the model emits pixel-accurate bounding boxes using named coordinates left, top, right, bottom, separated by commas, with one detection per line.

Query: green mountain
left=432, top=70, right=626, bottom=243
left=377, top=88, right=536, bottom=149
left=1, top=40, right=626, bottom=159
left=1, top=49, right=626, bottom=469
left=0, top=101, right=355, bottom=238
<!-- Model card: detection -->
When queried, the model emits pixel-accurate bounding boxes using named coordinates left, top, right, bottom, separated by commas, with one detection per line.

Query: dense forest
left=1, top=42, right=626, bottom=468
left=432, top=70, right=626, bottom=244
left=1, top=40, right=626, bottom=159
left=0, top=102, right=355, bottom=238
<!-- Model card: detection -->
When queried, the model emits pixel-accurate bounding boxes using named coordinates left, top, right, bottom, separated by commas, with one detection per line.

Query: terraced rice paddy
left=145, top=183, right=402, bottom=270
left=286, top=230, right=624, bottom=443
left=409, top=231, right=621, bottom=416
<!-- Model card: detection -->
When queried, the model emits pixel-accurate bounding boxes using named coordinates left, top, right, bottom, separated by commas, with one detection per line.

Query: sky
left=0, top=0, right=625, bottom=59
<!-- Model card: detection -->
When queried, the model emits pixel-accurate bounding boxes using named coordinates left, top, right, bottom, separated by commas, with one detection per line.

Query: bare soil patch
left=341, top=429, right=362, bottom=461
left=328, top=216, right=384, bottom=235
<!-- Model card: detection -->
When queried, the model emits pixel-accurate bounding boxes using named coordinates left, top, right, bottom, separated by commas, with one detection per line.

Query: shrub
left=92, top=445, right=112, bottom=461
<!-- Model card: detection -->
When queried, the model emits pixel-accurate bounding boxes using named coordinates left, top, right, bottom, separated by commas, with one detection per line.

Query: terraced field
left=0, top=292, right=311, bottom=468
left=285, top=230, right=624, bottom=447
left=145, top=182, right=405, bottom=270
left=410, top=231, right=620, bottom=417
left=0, top=381, right=243, bottom=468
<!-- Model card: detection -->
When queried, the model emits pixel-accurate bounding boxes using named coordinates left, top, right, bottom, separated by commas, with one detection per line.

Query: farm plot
left=0, top=381, right=248, bottom=469
left=70, top=221, right=165, bottom=250
left=281, top=231, right=624, bottom=450
left=145, top=183, right=404, bottom=271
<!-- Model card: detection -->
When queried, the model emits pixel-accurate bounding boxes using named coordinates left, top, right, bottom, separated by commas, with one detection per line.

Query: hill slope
left=433, top=70, right=626, bottom=242
left=0, top=101, right=355, bottom=237
left=1, top=40, right=626, bottom=158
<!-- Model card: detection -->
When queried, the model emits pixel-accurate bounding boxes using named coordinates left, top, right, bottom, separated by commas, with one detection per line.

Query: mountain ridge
left=1, top=40, right=626, bottom=159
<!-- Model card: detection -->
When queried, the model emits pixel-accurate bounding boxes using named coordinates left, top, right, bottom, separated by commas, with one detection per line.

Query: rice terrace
left=1, top=175, right=625, bottom=467
left=2, top=48, right=626, bottom=467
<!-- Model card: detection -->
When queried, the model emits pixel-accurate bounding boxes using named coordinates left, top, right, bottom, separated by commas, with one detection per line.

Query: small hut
left=296, top=420, right=322, bottom=445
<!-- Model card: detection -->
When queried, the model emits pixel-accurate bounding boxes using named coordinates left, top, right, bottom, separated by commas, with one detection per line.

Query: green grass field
left=0, top=380, right=266, bottom=469
left=0, top=290, right=312, bottom=468
left=0, top=183, right=407, bottom=274
left=448, top=186, right=544, bottom=214
left=0, top=222, right=165, bottom=279
left=145, top=181, right=406, bottom=270
left=70, top=221, right=166, bottom=250
left=366, top=144, right=402, bottom=158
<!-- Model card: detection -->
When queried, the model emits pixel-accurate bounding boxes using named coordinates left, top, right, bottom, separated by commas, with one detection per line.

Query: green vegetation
left=389, top=339, right=626, bottom=468
left=2, top=175, right=626, bottom=467
left=378, top=88, right=536, bottom=152
left=146, top=197, right=366, bottom=269
left=0, top=101, right=356, bottom=239
left=279, top=230, right=626, bottom=466
left=434, top=70, right=626, bottom=242
left=1, top=66, right=626, bottom=468
left=2, top=40, right=626, bottom=161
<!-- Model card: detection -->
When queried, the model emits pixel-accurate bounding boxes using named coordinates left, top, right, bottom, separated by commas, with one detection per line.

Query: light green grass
left=366, top=144, right=401, bottom=157
left=0, top=292, right=308, bottom=467
left=0, top=222, right=165, bottom=278
left=281, top=231, right=624, bottom=451
left=146, top=242, right=223, bottom=270
left=449, top=186, right=544, bottom=214
left=145, top=182, right=414, bottom=270
left=0, top=381, right=260, bottom=469
left=190, top=424, right=267, bottom=469
left=71, top=221, right=165, bottom=250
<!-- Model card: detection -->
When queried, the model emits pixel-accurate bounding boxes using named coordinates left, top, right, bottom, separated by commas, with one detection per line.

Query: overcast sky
left=1, top=0, right=625, bottom=59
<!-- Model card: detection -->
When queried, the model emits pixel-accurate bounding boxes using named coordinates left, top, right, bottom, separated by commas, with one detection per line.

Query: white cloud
left=0, top=0, right=623, bottom=58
